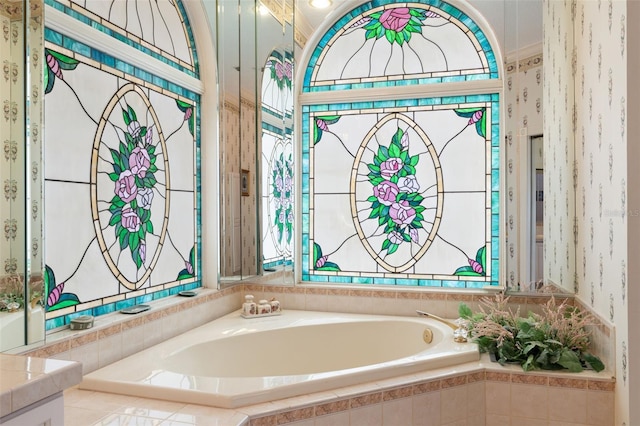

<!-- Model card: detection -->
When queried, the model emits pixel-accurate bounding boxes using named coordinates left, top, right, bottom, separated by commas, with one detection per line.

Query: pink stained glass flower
left=379, top=8, right=411, bottom=32
left=115, top=170, right=137, bottom=202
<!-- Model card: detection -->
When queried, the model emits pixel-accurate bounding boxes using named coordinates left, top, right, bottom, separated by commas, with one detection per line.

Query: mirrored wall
left=218, top=0, right=295, bottom=285
left=0, top=0, right=44, bottom=351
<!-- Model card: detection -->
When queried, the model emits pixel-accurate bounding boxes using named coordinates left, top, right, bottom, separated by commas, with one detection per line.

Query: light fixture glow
left=257, top=3, right=270, bottom=15
left=309, top=0, right=332, bottom=9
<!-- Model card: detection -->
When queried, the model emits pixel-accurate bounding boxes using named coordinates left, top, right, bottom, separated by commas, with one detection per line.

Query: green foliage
left=459, top=294, right=605, bottom=373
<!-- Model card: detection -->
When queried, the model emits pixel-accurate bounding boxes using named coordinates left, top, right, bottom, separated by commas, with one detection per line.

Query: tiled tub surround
left=15, top=283, right=615, bottom=424
left=61, top=357, right=615, bottom=425
left=20, top=283, right=614, bottom=380
left=79, top=310, right=480, bottom=408
left=0, top=354, right=82, bottom=423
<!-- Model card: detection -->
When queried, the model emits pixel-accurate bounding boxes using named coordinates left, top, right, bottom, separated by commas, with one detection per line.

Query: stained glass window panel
left=64, top=0, right=196, bottom=73
left=303, top=99, right=499, bottom=286
left=304, top=1, right=497, bottom=92
left=43, top=42, right=198, bottom=320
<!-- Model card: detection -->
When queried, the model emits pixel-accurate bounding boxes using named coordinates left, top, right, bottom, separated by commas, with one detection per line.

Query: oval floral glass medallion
left=351, top=114, right=443, bottom=272
left=91, top=84, right=170, bottom=289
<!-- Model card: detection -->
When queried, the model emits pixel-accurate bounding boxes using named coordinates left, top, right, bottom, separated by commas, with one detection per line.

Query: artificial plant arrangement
left=458, top=293, right=605, bottom=373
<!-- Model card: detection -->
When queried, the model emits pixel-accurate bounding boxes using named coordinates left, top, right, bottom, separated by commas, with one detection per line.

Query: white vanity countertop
left=0, top=354, right=82, bottom=418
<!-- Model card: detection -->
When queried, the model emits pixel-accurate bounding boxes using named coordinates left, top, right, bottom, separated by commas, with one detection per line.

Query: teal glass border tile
left=45, top=30, right=198, bottom=99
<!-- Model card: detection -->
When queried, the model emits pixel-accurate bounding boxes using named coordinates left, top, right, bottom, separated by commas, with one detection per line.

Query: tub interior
left=163, top=320, right=437, bottom=377
left=80, top=310, right=479, bottom=408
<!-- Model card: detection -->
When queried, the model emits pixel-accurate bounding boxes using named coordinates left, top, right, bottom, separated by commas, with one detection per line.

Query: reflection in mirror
left=0, top=0, right=45, bottom=352
left=219, top=0, right=295, bottom=285
left=530, top=135, right=544, bottom=284
left=260, top=49, right=294, bottom=281
left=500, top=0, right=560, bottom=295
left=258, top=1, right=294, bottom=285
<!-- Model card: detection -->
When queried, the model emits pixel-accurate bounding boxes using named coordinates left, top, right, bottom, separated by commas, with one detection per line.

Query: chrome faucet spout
left=415, top=310, right=457, bottom=330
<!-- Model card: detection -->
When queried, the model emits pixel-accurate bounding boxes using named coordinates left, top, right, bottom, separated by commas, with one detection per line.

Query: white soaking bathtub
left=80, top=309, right=479, bottom=408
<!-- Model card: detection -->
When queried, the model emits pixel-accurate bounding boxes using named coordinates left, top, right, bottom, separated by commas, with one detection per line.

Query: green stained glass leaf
left=119, top=229, right=128, bottom=250
left=313, top=125, right=323, bottom=145
left=128, top=105, right=137, bottom=122
left=395, top=31, right=405, bottom=45
left=43, top=265, right=56, bottom=298
left=44, top=68, right=55, bottom=94
left=454, top=266, right=482, bottom=276
left=391, top=128, right=404, bottom=147
left=378, top=145, right=390, bottom=160
left=477, top=111, right=487, bottom=138
left=475, top=246, right=486, bottom=270
left=376, top=24, right=385, bottom=39
left=176, top=99, right=192, bottom=111
left=387, top=243, right=399, bottom=255
left=122, top=109, right=132, bottom=126
left=388, top=143, right=401, bottom=158
left=313, top=242, right=323, bottom=263
left=369, top=176, right=384, bottom=186
left=48, top=296, right=80, bottom=312
left=454, top=107, right=481, bottom=118
left=177, top=271, right=193, bottom=280
left=188, top=114, right=195, bottom=136
left=132, top=246, right=143, bottom=269
left=47, top=50, right=79, bottom=69
left=109, top=213, right=122, bottom=226
left=365, top=29, right=377, bottom=40
left=381, top=239, right=391, bottom=251
left=316, top=264, right=340, bottom=272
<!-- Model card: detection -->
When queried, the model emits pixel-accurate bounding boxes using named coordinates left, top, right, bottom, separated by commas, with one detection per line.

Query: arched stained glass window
left=300, top=0, right=503, bottom=288
left=303, top=1, right=498, bottom=92
left=60, top=0, right=198, bottom=76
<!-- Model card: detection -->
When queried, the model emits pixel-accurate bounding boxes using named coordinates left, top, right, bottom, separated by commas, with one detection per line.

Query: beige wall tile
left=510, top=417, right=547, bottom=426
left=485, top=382, right=510, bottom=416
left=510, top=383, right=547, bottom=420
left=68, top=339, right=99, bottom=374
left=586, top=390, right=614, bottom=426
left=412, top=390, right=441, bottom=426
left=382, top=397, right=412, bottom=425
left=467, top=381, right=485, bottom=418
left=547, top=388, right=587, bottom=424
left=485, top=413, right=509, bottom=426
left=441, top=419, right=467, bottom=426
left=349, top=404, right=382, bottom=426
left=314, top=411, right=350, bottom=426
left=97, top=333, right=122, bottom=368
left=441, top=385, right=468, bottom=424
left=119, top=322, right=145, bottom=359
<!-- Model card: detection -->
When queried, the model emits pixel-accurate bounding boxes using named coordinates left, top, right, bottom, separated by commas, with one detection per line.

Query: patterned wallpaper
left=574, top=0, right=628, bottom=424
left=543, top=0, right=575, bottom=294
left=219, top=98, right=257, bottom=277
left=544, top=0, right=628, bottom=423
left=504, top=52, right=543, bottom=291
